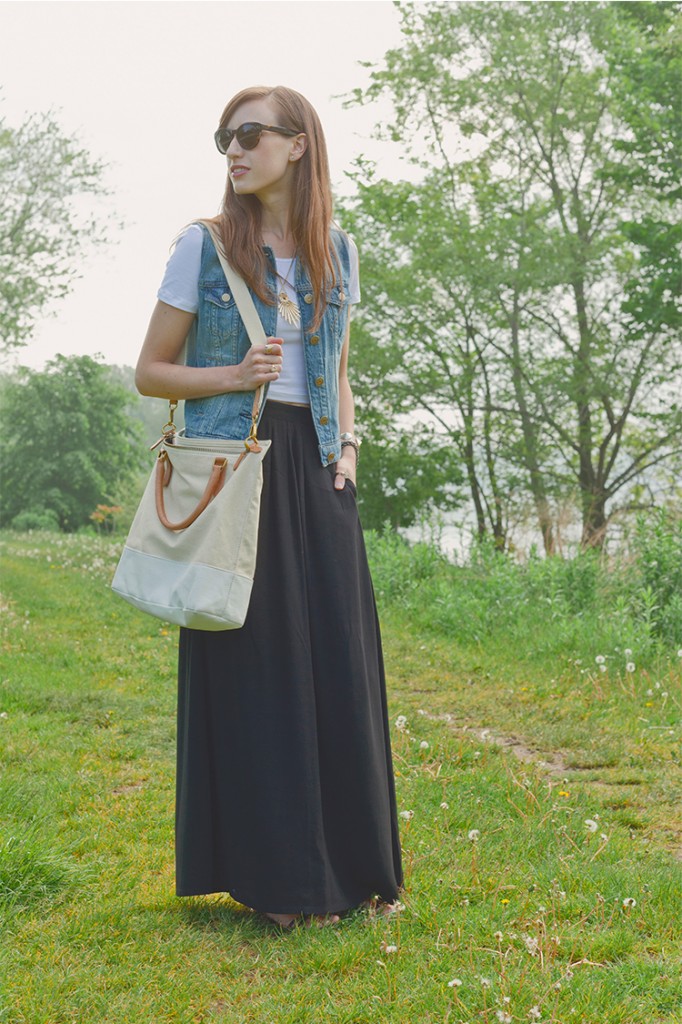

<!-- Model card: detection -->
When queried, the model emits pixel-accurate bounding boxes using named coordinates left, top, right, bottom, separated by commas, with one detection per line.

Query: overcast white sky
left=1, top=0, right=411, bottom=370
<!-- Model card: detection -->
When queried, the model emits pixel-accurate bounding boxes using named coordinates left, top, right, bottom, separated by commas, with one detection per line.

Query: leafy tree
left=0, top=107, right=112, bottom=354
left=344, top=0, right=682, bottom=550
left=0, top=355, right=146, bottom=531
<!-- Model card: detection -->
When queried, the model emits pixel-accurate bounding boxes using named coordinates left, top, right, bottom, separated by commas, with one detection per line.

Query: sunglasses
left=214, top=122, right=301, bottom=154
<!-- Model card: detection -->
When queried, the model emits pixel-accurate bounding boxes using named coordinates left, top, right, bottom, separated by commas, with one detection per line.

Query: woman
left=136, top=86, right=403, bottom=930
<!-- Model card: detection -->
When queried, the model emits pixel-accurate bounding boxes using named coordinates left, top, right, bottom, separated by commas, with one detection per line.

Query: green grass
left=1, top=530, right=681, bottom=1023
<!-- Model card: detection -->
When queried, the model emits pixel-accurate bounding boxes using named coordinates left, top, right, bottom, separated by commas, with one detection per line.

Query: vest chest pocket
left=325, top=284, right=350, bottom=349
left=200, top=286, right=242, bottom=362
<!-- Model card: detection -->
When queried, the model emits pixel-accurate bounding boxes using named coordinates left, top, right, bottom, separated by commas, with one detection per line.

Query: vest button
left=315, top=376, right=324, bottom=387
left=327, top=453, right=335, bottom=463
left=319, top=416, right=329, bottom=425
left=309, top=335, right=320, bottom=345
left=221, top=293, right=230, bottom=302
left=304, top=293, right=314, bottom=304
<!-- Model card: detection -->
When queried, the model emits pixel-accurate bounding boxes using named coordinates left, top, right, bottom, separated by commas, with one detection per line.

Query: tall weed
left=365, top=512, right=682, bottom=664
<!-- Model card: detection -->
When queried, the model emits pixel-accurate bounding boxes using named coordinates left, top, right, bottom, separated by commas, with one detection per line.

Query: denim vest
left=184, top=223, right=352, bottom=466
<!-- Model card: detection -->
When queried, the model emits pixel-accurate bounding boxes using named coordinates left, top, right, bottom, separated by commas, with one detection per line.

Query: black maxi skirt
left=175, top=401, right=403, bottom=915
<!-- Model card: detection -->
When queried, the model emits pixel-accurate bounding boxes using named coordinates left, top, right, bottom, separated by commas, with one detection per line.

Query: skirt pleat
left=175, top=401, right=403, bottom=914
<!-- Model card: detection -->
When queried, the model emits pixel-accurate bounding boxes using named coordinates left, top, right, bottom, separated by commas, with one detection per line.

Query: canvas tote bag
left=111, top=224, right=271, bottom=630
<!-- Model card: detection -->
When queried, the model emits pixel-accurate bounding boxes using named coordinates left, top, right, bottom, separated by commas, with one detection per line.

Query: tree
left=344, top=1, right=682, bottom=551
left=0, top=107, right=112, bottom=355
left=0, top=355, right=146, bottom=531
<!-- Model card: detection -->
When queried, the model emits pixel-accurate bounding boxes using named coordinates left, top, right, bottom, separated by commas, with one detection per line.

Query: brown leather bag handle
left=155, top=451, right=227, bottom=531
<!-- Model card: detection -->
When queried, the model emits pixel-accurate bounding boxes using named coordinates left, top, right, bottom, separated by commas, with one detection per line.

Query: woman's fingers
left=241, top=339, right=283, bottom=386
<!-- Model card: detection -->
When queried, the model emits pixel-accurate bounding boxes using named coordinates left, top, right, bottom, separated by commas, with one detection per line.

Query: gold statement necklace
left=276, top=257, right=301, bottom=327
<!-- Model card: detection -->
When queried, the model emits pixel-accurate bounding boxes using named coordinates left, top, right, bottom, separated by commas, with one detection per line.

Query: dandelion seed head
left=626, top=662, right=635, bottom=673
left=479, top=976, right=491, bottom=988
left=595, top=655, right=605, bottom=664
left=529, top=1008, right=542, bottom=1021
left=622, top=897, right=636, bottom=908
left=395, top=715, right=408, bottom=732
left=420, top=741, right=429, bottom=750
left=447, top=978, right=463, bottom=988
left=584, top=818, right=599, bottom=832
left=624, top=648, right=632, bottom=657
left=599, top=664, right=607, bottom=672
left=468, top=829, right=481, bottom=842
left=399, top=810, right=414, bottom=820
left=494, top=930, right=504, bottom=941
left=496, top=1012, right=512, bottom=1023
left=440, top=801, right=449, bottom=809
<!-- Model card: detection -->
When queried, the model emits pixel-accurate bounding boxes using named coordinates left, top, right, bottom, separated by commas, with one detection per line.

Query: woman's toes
left=304, top=913, right=340, bottom=929
left=264, top=912, right=299, bottom=930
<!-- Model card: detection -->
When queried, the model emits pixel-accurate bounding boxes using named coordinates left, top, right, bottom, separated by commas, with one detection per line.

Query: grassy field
left=1, top=529, right=680, bottom=1024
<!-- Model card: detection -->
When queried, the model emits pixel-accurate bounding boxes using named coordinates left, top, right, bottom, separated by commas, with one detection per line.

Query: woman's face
left=224, top=98, right=306, bottom=200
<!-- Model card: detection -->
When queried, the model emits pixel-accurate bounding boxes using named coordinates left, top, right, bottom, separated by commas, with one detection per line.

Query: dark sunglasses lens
left=215, top=128, right=232, bottom=154
left=237, top=124, right=262, bottom=150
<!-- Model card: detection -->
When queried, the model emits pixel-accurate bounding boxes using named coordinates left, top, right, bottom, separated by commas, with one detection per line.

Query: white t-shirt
left=157, top=225, right=360, bottom=406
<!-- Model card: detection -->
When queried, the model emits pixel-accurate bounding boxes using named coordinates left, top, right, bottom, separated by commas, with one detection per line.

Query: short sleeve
left=157, top=224, right=203, bottom=314
left=347, top=235, right=361, bottom=305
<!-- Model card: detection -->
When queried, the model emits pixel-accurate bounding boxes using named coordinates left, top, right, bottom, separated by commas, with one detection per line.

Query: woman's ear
left=289, top=133, right=308, bottom=162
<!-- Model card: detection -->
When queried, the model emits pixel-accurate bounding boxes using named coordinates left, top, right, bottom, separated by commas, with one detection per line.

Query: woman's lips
left=230, top=165, right=249, bottom=178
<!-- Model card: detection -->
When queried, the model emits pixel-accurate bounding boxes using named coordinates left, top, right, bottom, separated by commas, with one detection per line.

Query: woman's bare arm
left=135, top=300, right=283, bottom=400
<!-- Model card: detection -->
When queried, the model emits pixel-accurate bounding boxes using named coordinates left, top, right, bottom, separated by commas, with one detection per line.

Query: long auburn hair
left=210, top=85, right=339, bottom=329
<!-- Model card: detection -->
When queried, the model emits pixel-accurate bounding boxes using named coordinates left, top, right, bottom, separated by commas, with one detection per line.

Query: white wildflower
left=0, top=712, right=7, bottom=719
left=440, top=801, right=449, bottom=809
left=420, top=741, right=429, bottom=750
left=622, top=897, right=637, bottom=908
left=626, top=662, right=635, bottom=673
left=600, top=664, right=607, bottom=672
left=468, top=829, right=481, bottom=842
left=399, top=810, right=414, bottom=820
left=595, top=654, right=605, bottom=664
left=624, top=648, right=633, bottom=657
left=584, top=818, right=599, bottom=832
left=447, top=978, right=463, bottom=988
left=395, top=715, right=408, bottom=732
left=383, top=944, right=398, bottom=954
left=473, top=750, right=482, bottom=759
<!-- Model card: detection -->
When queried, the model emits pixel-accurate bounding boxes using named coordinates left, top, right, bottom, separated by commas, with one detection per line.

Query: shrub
left=10, top=509, right=60, bottom=532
